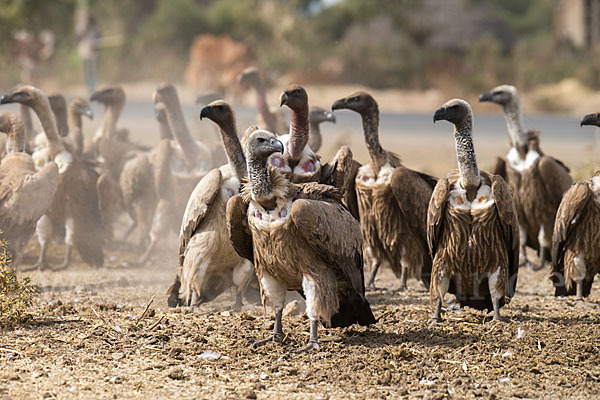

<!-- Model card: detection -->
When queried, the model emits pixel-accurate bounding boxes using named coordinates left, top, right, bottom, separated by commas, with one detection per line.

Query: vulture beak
left=279, top=91, right=289, bottom=107
left=152, top=91, right=160, bottom=104
left=324, top=111, right=336, bottom=123
left=479, top=91, right=493, bottom=102
left=0, top=92, right=22, bottom=105
left=199, top=105, right=211, bottom=120
left=580, top=113, right=600, bottom=127
left=433, top=107, right=446, bottom=123
left=0, top=95, right=11, bottom=105
left=84, top=108, right=94, bottom=120
left=331, top=98, right=347, bottom=111
left=269, top=137, right=284, bottom=154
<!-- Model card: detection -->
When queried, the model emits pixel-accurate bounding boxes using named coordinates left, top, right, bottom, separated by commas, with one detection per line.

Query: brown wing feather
left=290, top=196, right=364, bottom=294
left=390, top=166, right=435, bottom=234
left=178, top=168, right=222, bottom=265
left=225, top=194, right=254, bottom=263
left=490, top=156, right=507, bottom=182
left=551, top=182, right=591, bottom=269
left=427, top=176, right=450, bottom=256
left=319, top=146, right=361, bottom=220
left=537, top=156, right=572, bottom=207
left=490, top=173, right=520, bottom=298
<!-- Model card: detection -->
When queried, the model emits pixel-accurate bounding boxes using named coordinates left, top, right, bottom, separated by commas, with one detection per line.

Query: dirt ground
left=1, top=241, right=599, bottom=399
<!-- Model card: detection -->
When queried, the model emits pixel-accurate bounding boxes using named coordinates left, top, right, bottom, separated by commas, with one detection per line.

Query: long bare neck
left=31, top=97, right=63, bottom=158
left=102, top=101, right=123, bottom=139
left=361, top=106, right=387, bottom=169
left=253, top=80, right=277, bottom=132
left=248, top=155, right=273, bottom=202
left=288, top=103, right=309, bottom=162
left=68, top=109, right=84, bottom=153
left=157, top=118, right=174, bottom=141
left=19, top=104, right=34, bottom=147
left=218, top=117, right=247, bottom=180
left=164, top=94, right=200, bottom=168
left=4, top=117, right=25, bottom=154
left=503, top=99, right=528, bottom=154
left=453, top=115, right=480, bottom=197
left=308, top=120, right=322, bottom=152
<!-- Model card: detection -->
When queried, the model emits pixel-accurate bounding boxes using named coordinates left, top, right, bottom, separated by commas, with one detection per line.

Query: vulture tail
left=328, top=290, right=376, bottom=328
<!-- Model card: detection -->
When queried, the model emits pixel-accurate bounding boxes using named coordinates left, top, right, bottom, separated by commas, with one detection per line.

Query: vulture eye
left=215, top=105, right=223, bottom=110
left=351, top=96, right=360, bottom=102
left=257, top=137, right=266, bottom=143
left=449, top=105, right=458, bottom=110
left=292, top=89, right=300, bottom=95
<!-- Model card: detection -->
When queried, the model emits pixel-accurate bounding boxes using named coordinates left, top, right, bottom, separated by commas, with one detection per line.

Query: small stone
left=167, top=367, right=186, bottom=380
left=283, top=299, right=306, bottom=317
left=240, top=388, right=257, bottom=399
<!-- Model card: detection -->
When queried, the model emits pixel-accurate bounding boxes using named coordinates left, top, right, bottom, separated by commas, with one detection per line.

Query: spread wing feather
left=225, top=194, right=254, bottom=263
left=178, top=168, right=222, bottom=265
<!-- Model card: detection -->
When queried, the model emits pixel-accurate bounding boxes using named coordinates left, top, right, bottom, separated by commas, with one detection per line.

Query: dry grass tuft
left=0, top=231, right=37, bottom=327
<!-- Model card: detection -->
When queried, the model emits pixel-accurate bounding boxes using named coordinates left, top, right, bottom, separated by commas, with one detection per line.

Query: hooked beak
left=0, top=92, right=20, bottom=105
left=324, top=111, right=336, bottom=123
left=279, top=91, right=289, bottom=107
left=331, top=98, right=347, bottom=111
left=479, top=91, right=493, bottom=102
left=433, top=107, right=446, bottom=123
left=270, top=137, right=284, bottom=154
left=581, top=113, right=600, bottom=127
left=84, top=108, right=93, bottom=120
left=199, top=105, right=211, bottom=120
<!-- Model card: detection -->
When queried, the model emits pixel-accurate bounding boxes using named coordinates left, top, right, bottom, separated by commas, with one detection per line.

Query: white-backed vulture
left=429, top=99, right=519, bottom=322
left=308, top=106, right=336, bottom=153
left=550, top=112, right=600, bottom=299
left=227, top=129, right=375, bottom=352
left=0, top=104, right=59, bottom=267
left=479, top=85, right=572, bottom=270
left=2, top=87, right=104, bottom=270
left=331, top=92, right=437, bottom=290
left=238, top=67, right=288, bottom=134
left=168, top=101, right=254, bottom=309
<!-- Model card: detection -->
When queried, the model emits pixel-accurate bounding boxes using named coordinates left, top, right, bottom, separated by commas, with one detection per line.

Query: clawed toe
left=251, top=333, right=284, bottom=349
left=428, top=317, right=443, bottom=325
left=290, top=341, right=320, bottom=353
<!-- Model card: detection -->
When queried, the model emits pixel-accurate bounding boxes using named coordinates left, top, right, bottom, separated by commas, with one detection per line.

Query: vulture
left=2, top=86, right=104, bottom=270
left=68, top=97, right=94, bottom=154
left=308, top=106, right=336, bottom=153
left=479, top=85, right=572, bottom=270
left=238, top=66, right=288, bottom=134
left=550, top=112, right=600, bottom=299
left=331, top=92, right=437, bottom=290
left=429, top=99, right=519, bottom=322
left=168, top=101, right=255, bottom=308
left=48, top=94, right=69, bottom=137
left=274, top=85, right=360, bottom=219
left=0, top=99, right=60, bottom=267
left=227, top=129, right=375, bottom=352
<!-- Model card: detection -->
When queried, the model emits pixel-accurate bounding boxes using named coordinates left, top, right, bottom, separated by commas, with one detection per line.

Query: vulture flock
left=0, top=72, right=598, bottom=351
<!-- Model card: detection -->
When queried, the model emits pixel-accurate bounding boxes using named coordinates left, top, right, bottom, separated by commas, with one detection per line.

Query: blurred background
left=2, top=0, right=600, bottom=176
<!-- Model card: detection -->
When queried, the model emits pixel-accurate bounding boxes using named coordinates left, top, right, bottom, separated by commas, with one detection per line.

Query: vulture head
left=90, top=85, right=126, bottom=107
left=246, top=129, right=284, bottom=163
left=1, top=85, right=47, bottom=109
left=433, top=99, right=472, bottom=126
left=279, top=84, right=308, bottom=111
left=479, top=84, right=519, bottom=107
left=238, top=66, right=261, bottom=88
left=0, top=112, right=25, bottom=154
left=69, top=97, right=94, bottom=120
left=155, top=82, right=179, bottom=106
left=310, top=106, right=336, bottom=125
left=580, top=112, right=600, bottom=127
left=331, top=91, right=378, bottom=116
left=200, top=100, right=234, bottom=125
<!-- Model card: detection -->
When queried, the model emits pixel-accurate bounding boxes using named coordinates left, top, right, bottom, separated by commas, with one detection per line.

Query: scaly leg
left=366, top=261, right=381, bottom=289
left=576, top=281, right=584, bottom=301
left=291, top=275, right=320, bottom=353
left=491, top=297, right=504, bottom=321
left=291, top=319, right=320, bottom=353
left=532, top=246, right=547, bottom=271
left=252, top=309, right=284, bottom=348
left=398, top=264, right=408, bottom=292
left=429, top=298, right=443, bottom=324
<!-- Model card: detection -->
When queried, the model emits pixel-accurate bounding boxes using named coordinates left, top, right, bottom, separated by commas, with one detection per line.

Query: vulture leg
left=232, top=261, right=254, bottom=311
left=291, top=276, right=320, bottom=353
left=166, top=275, right=183, bottom=308
left=491, top=297, right=502, bottom=321
left=32, top=215, right=53, bottom=270
left=518, top=225, right=531, bottom=268
left=252, top=309, right=284, bottom=348
left=430, top=298, right=443, bottom=324
left=366, top=261, right=382, bottom=289
left=398, top=265, right=408, bottom=292
left=57, top=218, right=75, bottom=270
left=533, top=246, right=547, bottom=271
left=576, top=281, right=583, bottom=300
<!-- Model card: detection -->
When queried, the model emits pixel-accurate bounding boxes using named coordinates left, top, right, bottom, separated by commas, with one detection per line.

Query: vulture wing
left=226, top=194, right=254, bottom=263
left=290, top=191, right=364, bottom=294
left=390, top=167, right=434, bottom=235
left=538, top=156, right=572, bottom=207
left=551, top=182, right=591, bottom=271
left=178, top=168, right=222, bottom=266
left=427, top=176, right=450, bottom=257
left=491, top=174, right=520, bottom=298
left=319, top=146, right=360, bottom=219
left=490, top=156, right=507, bottom=182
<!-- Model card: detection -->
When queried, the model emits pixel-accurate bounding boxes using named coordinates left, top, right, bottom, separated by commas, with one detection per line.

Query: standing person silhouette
left=75, top=2, right=100, bottom=94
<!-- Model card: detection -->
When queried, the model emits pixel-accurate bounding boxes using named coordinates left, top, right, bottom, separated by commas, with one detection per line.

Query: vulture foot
left=251, top=333, right=284, bottom=349
left=428, top=317, right=443, bottom=325
left=290, top=340, right=320, bottom=353
left=429, top=298, right=443, bottom=324
left=29, top=260, right=53, bottom=272
left=366, top=263, right=381, bottom=289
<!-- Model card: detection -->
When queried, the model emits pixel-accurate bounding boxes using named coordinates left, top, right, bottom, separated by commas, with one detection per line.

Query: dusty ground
left=1, top=242, right=599, bottom=399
